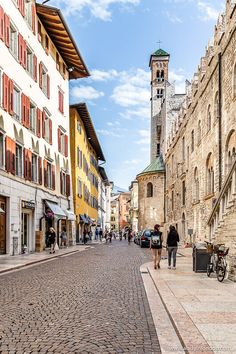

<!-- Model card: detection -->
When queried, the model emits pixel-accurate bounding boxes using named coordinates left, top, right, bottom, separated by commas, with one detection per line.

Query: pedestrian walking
left=95, top=227, right=99, bottom=240
left=99, top=229, right=103, bottom=242
left=109, top=230, right=112, bottom=243
left=47, top=227, right=56, bottom=254
left=167, top=225, right=180, bottom=269
left=150, top=224, right=163, bottom=269
left=60, top=227, right=67, bottom=248
left=128, top=228, right=132, bottom=244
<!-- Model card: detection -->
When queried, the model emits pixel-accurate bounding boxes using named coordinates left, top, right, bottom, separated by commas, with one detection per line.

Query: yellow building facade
left=70, top=104, right=105, bottom=241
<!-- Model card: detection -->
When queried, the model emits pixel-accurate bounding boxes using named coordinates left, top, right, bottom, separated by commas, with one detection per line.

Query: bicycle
left=205, top=241, right=229, bottom=282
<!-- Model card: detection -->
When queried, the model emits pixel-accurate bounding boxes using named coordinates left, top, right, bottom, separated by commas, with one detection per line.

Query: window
left=30, top=102, right=36, bottom=133
left=206, top=153, right=214, bottom=195
left=61, top=170, right=66, bottom=195
left=58, top=90, right=64, bottom=114
left=46, top=162, right=52, bottom=189
left=13, top=86, right=21, bottom=121
left=194, top=168, right=199, bottom=201
left=77, top=177, right=82, bottom=198
left=182, top=137, right=185, bottom=161
left=156, top=143, right=160, bottom=157
left=10, top=23, right=17, bottom=58
left=15, top=144, right=23, bottom=177
left=44, top=114, right=51, bottom=143
left=25, top=0, right=32, bottom=27
left=187, top=146, right=190, bottom=168
left=42, top=66, right=47, bottom=95
left=58, top=129, right=68, bottom=156
left=147, top=182, right=153, bottom=198
left=191, top=130, right=194, bottom=152
left=207, top=105, right=211, bottom=132
left=171, top=190, right=174, bottom=210
left=157, top=70, right=164, bottom=82
left=77, top=121, right=82, bottom=133
left=0, top=132, right=4, bottom=168
left=77, top=147, right=82, bottom=168
left=31, top=153, right=38, bottom=183
left=197, top=121, right=201, bottom=144
left=26, top=47, right=33, bottom=77
left=214, top=92, right=219, bottom=119
left=182, top=180, right=186, bottom=206
left=157, top=89, right=164, bottom=98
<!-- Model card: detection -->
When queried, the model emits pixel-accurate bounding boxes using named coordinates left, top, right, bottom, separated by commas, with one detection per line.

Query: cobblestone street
left=0, top=241, right=160, bottom=354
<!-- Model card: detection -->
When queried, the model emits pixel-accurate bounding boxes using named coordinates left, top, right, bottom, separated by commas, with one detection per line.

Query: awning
left=0, top=207, right=5, bottom=213
left=79, top=214, right=88, bottom=223
left=45, top=201, right=66, bottom=219
left=64, top=210, right=76, bottom=221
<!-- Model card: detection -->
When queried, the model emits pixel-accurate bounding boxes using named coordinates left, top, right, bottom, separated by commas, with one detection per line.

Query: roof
left=98, top=166, right=108, bottom=181
left=152, top=48, right=170, bottom=57
left=70, top=103, right=105, bottom=162
left=137, top=156, right=165, bottom=177
left=36, top=4, right=89, bottom=80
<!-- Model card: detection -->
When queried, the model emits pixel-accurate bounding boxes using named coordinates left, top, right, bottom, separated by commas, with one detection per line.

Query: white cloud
left=165, top=11, right=182, bottom=23
left=71, top=85, right=104, bottom=101
left=120, top=107, right=150, bottom=120
left=169, top=69, right=187, bottom=93
left=90, top=69, right=119, bottom=81
left=135, top=129, right=150, bottom=145
left=52, top=0, right=140, bottom=21
left=97, top=129, right=121, bottom=137
left=107, top=121, right=120, bottom=126
left=197, top=1, right=223, bottom=21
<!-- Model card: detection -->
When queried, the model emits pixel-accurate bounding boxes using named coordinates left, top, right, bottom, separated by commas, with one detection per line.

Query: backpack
left=151, top=233, right=161, bottom=247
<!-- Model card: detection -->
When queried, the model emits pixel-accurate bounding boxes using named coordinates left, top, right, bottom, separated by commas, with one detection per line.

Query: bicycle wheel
left=217, top=261, right=226, bottom=282
left=207, top=262, right=213, bottom=277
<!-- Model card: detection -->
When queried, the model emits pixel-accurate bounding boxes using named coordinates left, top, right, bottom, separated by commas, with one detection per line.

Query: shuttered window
left=15, top=143, right=23, bottom=177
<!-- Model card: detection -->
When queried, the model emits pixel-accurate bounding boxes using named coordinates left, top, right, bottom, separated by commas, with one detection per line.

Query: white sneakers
left=168, top=266, right=176, bottom=269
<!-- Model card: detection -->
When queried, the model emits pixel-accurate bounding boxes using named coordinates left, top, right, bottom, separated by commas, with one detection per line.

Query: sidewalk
left=142, top=247, right=236, bottom=354
left=0, top=243, right=99, bottom=274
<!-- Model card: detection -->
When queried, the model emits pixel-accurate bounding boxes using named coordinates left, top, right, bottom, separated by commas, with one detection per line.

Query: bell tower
left=149, top=49, right=170, bottom=162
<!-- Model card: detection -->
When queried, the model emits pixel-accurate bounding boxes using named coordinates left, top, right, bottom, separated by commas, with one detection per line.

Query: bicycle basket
left=206, top=244, right=214, bottom=254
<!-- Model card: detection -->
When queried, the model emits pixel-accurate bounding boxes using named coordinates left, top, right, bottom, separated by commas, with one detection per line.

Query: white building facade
left=0, top=0, right=89, bottom=255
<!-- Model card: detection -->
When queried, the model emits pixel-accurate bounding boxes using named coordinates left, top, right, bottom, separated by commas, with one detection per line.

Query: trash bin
left=193, top=243, right=210, bottom=273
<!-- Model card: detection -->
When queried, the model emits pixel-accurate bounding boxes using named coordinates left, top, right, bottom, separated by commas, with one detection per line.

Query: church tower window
left=147, top=182, right=153, bottom=197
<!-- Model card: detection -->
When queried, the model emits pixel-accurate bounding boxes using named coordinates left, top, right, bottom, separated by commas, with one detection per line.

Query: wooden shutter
left=58, top=128, right=61, bottom=152
left=0, top=5, right=4, bottom=41
left=52, top=165, right=55, bottom=190
left=5, top=136, right=12, bottom=173
left=8, top=79, right=14, bottom=115
left=47, top=74, right=50, bottom=99
left=33, top=55, right=37, bottom=82
left=21, top=93, right=26, bottom=126
left=49, top=119, right=52, bottom=145
left=36, top=108, right=41, bottom=138
left=65, top=135, right=68, bottom=157
left=66, top=174, right=70, bottom=197
left=39, top=62, right=42, bottom=89
left=11, top=139, right=16, bottom=175
left=38, top=157, right=42, bottom=185
left=32, top=3, right=36, bottom=34
left=43, top=159, right=47, bottom=187
left=18, top=0, right=25, bottom=17
left=4, top=14, right=10, bottom=48
left=42, top=111, right=46, bottom=139
left=18, top=33, right=23, bottom=64
left=3, top=74, right=9, bottom=112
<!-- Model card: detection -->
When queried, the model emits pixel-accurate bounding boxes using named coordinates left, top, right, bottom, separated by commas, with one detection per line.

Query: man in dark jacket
left=166, top=225, right=180, bottom=269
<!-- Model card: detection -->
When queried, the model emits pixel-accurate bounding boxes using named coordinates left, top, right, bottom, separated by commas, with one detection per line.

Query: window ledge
left=204, top=193, right=215, bottom=201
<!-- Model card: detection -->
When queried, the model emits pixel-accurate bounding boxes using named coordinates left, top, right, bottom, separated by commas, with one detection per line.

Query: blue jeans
left=168, top=247, right=177, bottom=267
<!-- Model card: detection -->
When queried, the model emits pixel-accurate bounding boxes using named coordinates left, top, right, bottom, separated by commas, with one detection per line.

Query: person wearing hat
left=150, top=224, right=163, bottom=269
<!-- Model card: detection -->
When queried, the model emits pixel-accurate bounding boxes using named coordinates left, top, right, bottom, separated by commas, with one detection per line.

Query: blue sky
left=50, top=0, right=224, bottom=189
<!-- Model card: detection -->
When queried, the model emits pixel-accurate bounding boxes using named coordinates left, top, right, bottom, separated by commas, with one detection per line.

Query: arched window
left=194, top=167, right=200, bottom=201
left=197, top=120, right=201, bottom=144
left=233, top=63, right=236, bottom=97
left=147, top=182, right=153, bottom=198
left=206, top=153, right=214, bottom=195
left=225, top=130, right=236, bottom=174
left=214, top=92, right=219, bottom=119
left=207, top=105, right=211, bottom=132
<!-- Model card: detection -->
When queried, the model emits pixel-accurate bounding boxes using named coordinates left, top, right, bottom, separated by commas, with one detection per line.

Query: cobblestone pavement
left=0, top=241, right=160, bottom=354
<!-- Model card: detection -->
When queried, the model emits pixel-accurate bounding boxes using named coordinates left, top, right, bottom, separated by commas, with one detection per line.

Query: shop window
left=31, top=153, right=38, bottom=183
left=0, top=132, right=4, bottom=168
left=13, top=85, right=21, bottom=121
left=15, top=144, right=23, bottom=177
left=10, top=22, right=18, bottom=58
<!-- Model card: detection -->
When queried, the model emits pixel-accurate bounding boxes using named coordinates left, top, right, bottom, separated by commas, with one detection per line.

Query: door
left=0, top=196, right=6, bottom=254
left=21, top=211, right=30, bottom=252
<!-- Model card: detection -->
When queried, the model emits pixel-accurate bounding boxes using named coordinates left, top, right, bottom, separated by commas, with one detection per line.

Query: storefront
left=44, top=200, right=67, bottom=246
left=21, top=200, right=35, bottom=253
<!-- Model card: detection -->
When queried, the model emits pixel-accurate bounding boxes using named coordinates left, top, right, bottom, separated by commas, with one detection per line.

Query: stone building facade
left=163, top=0, right=236, bottom=278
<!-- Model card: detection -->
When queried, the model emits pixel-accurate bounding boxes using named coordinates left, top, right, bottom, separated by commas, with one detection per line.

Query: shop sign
left=22, top=200, right=35, bottom=209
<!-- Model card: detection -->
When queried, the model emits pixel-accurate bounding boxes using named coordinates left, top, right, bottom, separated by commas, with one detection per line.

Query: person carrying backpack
left=167, top=225, right=180, bottom=269
left=150, top=224, right=163, bottom=269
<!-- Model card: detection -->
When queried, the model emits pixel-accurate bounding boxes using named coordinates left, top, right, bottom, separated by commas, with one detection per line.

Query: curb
left=0, top=248, right=86, bottom=275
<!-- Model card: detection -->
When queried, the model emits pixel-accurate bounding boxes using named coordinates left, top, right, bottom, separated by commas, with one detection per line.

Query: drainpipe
left=218, top=52, right=222, bottom=191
